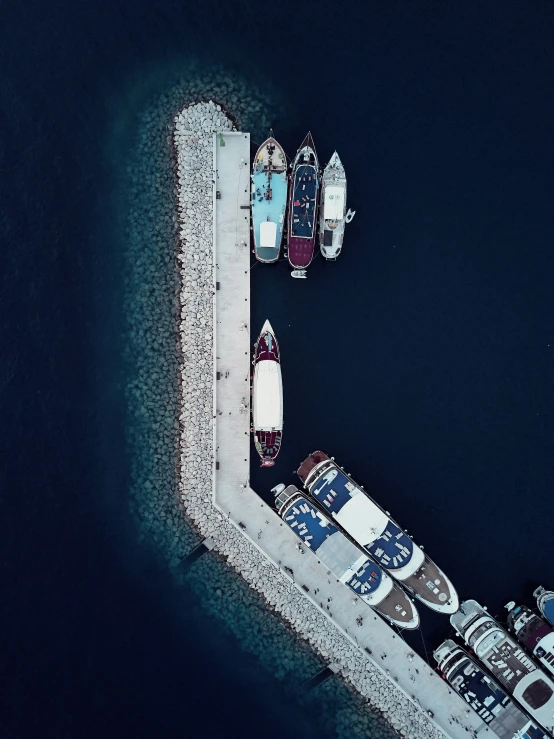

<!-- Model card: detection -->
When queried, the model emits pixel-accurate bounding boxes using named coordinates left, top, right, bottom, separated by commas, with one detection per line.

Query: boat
left=506, top=601, right=554, bottom=678
left=272, top=484, right=419, bottom=629
left=251, top=132, right=288, bottom=263
left=535, top=587, right=554, bottom=627
left=252, top=320, right=283, bottom=467
left=434, top=639, right=548, bottom=739
left=296, top=451, right=459, bottom=614
left=319, top=151, right=355, bottom=260
left=451, top=599, right=554, bottom=736
left=287, top=132, right=319, bottom=271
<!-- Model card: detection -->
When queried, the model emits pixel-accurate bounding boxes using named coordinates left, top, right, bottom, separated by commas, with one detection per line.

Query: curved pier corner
left=173, top=101, right=493, bottom=739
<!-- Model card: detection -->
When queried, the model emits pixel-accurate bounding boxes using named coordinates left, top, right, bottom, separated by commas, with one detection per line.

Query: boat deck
left=254, top=327, right=280, bottom=363
left=290, top=164, right=318, bottom=238
left=308, top=463, right=415, bottom=568
left=279, top=489, right=418, bottom=629
left=254, top=429, right=282, bottom=462
left=297, top=449, right=329, bottom=484
left=254, top=138, right=287, bottom=172
left=300, top=453, right=457, bottom=611
left=437, top=645, right=546, bottom=739
left=403, top=558, right=455, bottom=609
left=251, top=166, right=287, bottom=263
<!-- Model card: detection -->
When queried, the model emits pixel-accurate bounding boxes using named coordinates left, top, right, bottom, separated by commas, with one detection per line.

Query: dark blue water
left=2, top=0, right=554, bottom=736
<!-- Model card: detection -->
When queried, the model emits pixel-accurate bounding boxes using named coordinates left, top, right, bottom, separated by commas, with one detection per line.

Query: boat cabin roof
left=253, top=360, right=282, bottom=429
left=324, top=186, right=344, bottom=220
left=309, top=464, right=414, bottom=569
left=260, top=220, right=277, bottom=249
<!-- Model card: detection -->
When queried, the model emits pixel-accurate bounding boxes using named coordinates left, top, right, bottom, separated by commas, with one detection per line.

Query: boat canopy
left=260, top=220, right=277, bottom=249
left=253, top=360, right=283, bottom=429
left=324, top=186, right=345, bottom=220
left=334, top=495, right=390, bottom=545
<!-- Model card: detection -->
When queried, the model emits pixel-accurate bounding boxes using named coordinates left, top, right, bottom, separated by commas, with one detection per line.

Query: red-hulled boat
left=252, top=320, right=283, bottom=467
left=287, top=133, right=320, bottom=271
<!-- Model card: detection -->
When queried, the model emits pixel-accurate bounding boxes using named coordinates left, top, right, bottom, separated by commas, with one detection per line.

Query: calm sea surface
left=2, top=1, right=554, bottom=736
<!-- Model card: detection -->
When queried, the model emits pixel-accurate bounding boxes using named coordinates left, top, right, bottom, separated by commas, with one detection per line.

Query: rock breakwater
left=121, top=66, right=402, bottom=739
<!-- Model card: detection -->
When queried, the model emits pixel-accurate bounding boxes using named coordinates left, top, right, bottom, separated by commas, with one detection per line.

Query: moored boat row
left=272, top=483, right=419, bottom=630
left=434, top=590, right=554, bottom=737
left=248, top=317, right=554, bottom=736
left=251, top=132, right=355, bottom=273
left=296, top=451, right=459, bottom=615
left=434, top=639, right=548, bottom=739
left=448, top=600, right=554, bottom=736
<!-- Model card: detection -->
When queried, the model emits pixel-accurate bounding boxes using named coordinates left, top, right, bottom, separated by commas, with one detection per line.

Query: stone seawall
left=174, top=101, right=448, bottom=739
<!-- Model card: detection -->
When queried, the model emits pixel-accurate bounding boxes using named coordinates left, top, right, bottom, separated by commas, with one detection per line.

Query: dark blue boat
left=287, top=133, right=319, bottom=270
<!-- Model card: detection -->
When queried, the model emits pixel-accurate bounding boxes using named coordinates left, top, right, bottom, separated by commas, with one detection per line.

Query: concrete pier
left=210, top=130, right=492, bottom=739
left=175, top=105, right=495, bottom=739
left=212, top=131, right=251, bottom=502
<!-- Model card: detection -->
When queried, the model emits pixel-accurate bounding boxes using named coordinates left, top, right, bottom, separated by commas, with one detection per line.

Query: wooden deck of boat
left=254, top=137, right=286, bottom=171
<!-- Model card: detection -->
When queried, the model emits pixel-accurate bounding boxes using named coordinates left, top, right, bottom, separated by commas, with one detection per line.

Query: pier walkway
left=211, top=131, right=493, bottom=739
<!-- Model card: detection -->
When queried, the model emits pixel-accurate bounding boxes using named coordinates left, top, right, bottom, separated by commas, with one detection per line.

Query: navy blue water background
left=2, top=0, right=554, bottom=736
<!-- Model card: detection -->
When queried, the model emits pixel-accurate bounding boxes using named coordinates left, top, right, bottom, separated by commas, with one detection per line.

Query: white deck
left=253, top=360, right=282, bottom=429
left=212, top=132, right=493, bottom=739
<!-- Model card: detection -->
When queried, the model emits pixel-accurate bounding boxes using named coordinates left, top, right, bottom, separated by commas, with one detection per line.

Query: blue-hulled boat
left=251, top=132, right=288, bottom=263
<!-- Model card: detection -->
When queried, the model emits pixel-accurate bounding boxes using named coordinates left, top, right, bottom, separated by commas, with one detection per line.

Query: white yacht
left=319, top=151, right=354, bottom=260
